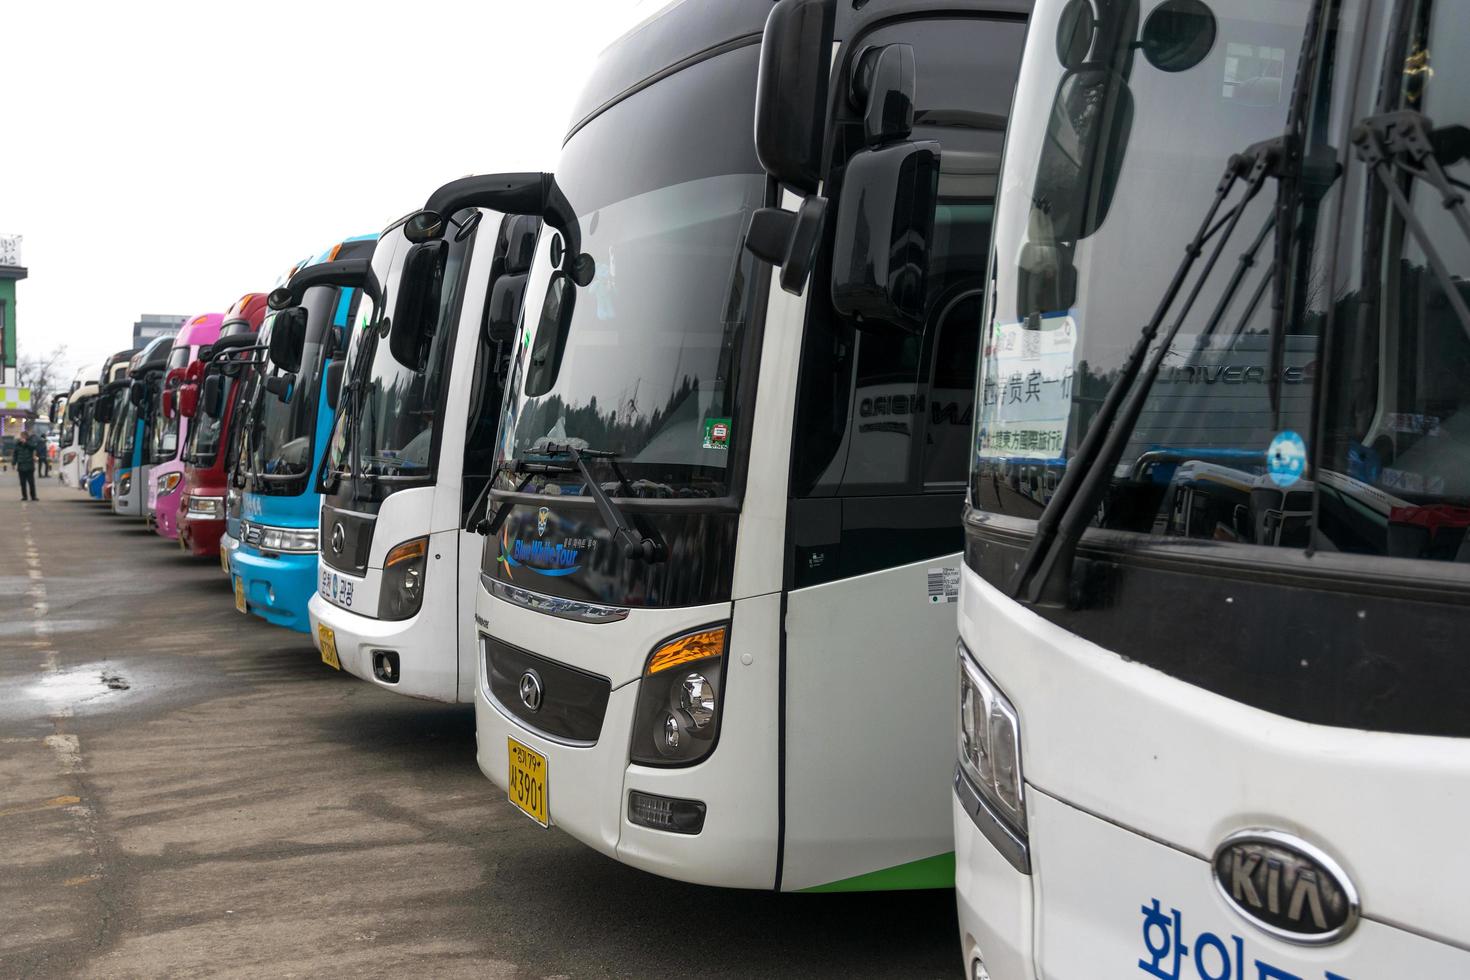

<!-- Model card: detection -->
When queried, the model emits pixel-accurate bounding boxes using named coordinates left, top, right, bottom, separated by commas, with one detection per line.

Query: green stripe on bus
left=800, top=851, right=956, bottom=893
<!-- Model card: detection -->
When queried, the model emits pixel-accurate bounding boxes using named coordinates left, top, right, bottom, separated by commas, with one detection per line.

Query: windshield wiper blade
left=487, top=444, right=667, bottom=563
left=1352, top=110, right=1470, bottom=344
left=1010, top=137, right=1287, bottom=607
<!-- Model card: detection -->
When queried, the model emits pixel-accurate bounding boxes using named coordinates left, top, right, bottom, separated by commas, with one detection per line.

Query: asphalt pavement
left=0, top=485, right=963, bottom=979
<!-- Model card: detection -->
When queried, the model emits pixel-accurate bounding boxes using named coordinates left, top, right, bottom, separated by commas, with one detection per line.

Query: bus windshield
left=976, top=0, right=1470, bottom=568
left=341, top=224, right=469, bottom=500
left=81, top=399, right=104, bottom=455
left=246, top=287, right=350, bottom=491
left=494, top=43, right=767, bottom=500
left=185, top=376, right=231, bottom=468
left=114, top=397, right=138, bottom=459
left=973, top=0, right=1317, bottom=542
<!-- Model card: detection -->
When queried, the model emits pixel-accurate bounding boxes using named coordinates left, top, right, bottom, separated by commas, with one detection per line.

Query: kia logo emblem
left=518, top=670, right=544, bottom=712
left=331, top=522, right=345, bottom=555
left=1212, top=830, right=1359, bottom=944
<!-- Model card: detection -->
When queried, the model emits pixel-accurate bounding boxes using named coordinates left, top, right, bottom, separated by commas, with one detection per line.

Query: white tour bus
left=955, top=0, right=1470, bottom=977
left=59, top=377, right=98, bottom=490
left=454, top=0, right=1027, bottom=891
left=309, top=203, right=540, bottom=700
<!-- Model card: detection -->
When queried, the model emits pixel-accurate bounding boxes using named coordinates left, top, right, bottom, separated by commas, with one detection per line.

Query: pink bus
left=150, top=312, right=223, bottom=540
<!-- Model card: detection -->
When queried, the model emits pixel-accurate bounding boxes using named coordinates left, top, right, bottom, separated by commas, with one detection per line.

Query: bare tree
left=17, top=345, right=70, bottom=418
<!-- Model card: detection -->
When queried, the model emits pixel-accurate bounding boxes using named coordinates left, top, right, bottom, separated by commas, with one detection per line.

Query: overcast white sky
left=3, top=0, right=664, bottom=382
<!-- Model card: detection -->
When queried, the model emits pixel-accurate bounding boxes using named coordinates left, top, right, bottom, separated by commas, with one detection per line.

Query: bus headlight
left=378, top=536, right=428, bottom=620
left=631, top=625, right=727, bottom=767
left=118, top=472, right=132, bottom=496
left=157, top=471, right=182, bottom=495
left=256, top=524, right=319, bottom=554
left=958, top=643, right=1026, bottom=832
left=185, top=495, right=225, bottom=519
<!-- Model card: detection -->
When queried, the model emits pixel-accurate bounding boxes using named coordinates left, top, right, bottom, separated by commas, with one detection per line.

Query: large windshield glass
left=973, top=0, right=1315, bottom=542
left=185, top=376, right=231, bottom=468
left=113, top=398, right=137, bottom=458
left=495, top=43, right=767, bottom=499
left=79, top=401, right=99, bottom=454
left=1314, top=0, right=1470, bottom=561
left=248, top=287, right=350, bottom=486
left=350, top=224, right=470, bottom=490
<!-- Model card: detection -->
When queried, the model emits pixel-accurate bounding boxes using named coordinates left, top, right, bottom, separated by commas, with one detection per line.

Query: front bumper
left=220, top=531, right=239, bottom=576
left=232, top=544, right=316, bottom=633
left=154, top=491, right=183, bottom=539
left=112, top=471, right=140, bottom=515
left=309, top=592, right=456, bottom=701
left=471, top=588, right=781, bottom=890
left=180, top=514, right=226, bottom=557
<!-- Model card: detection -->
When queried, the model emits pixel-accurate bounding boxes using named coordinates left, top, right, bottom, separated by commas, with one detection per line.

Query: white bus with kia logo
left=954, top=0, right=1470, bottom=977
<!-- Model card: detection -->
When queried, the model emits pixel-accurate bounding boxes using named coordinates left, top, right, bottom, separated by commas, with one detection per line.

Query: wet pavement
left=0, top=489, right=962, bottom=978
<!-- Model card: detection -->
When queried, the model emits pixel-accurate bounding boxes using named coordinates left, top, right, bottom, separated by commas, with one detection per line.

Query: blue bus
left=229, top=235, right=377, bottom=631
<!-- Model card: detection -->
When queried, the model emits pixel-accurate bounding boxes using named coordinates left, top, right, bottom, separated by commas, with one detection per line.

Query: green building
left=0, top=233, right=24, bottom=387
left=0, top=235, right=29, bottom=446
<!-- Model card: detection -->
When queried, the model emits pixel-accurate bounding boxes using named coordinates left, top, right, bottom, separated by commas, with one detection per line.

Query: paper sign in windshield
left=976, top=315, right=1076, bottom=462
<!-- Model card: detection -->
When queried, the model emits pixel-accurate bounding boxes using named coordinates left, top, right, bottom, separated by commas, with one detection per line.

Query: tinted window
left=792, top=18, right=1021, bottom=499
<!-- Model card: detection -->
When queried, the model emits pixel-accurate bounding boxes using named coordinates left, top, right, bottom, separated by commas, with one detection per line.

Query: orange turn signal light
left=646, top=626, right=726, bottom=676
left=385, top=537, right=428, bottom=567
left=328, top=242, right=345, bottom=262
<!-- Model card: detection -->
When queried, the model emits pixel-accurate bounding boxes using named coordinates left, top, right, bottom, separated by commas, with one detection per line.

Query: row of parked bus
left=51, top=0, right=1470, bottom=975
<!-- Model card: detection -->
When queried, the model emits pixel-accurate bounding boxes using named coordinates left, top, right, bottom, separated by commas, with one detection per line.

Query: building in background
left=0, top=234, right=25, bottom=388
left=133, top=314, right=187, bottom=346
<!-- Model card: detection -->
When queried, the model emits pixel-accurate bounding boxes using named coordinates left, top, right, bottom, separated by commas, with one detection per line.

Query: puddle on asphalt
left=26, top=664, right=132, bottom=704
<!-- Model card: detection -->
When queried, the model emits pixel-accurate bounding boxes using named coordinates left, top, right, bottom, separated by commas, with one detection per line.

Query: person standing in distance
left=13, top=424, right=41, bottom=501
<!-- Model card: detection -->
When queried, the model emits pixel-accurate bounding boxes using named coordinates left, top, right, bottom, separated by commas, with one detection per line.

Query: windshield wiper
left=485, top=444, right=667, bottom=563
left=1010, top=137, right=1288, bottom=607
left=1352, top=110, right=1470, bottom=343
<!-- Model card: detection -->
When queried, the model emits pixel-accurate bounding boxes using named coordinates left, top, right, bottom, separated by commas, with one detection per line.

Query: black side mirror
left=268, top=307, right=309, bottom=373
left=324, top=359, right=345, bottom=411
left=265, top=373, right=296, bottom=403
left=389, top=239, right=448, bottom=370
left=485, top=215, right=540, bottom=344
left=523, top=272, right=576, bottom=397
left=830, top=140, right=941, bottom=332
left=754, top=0, right=835, bottom=194
left=129, top=381, right=145, bottom=408
left=829, top=43, right=937, bottom=333
left=96, top=395, right=115, bottom=424
left=745, top=0, right=835, bottom=294
left=202, top=374, right=224, bottom=418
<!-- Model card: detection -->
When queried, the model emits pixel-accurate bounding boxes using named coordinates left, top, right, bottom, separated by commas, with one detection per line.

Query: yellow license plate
left=220, top=547, right=230, bottom=574
left=507, top=738, right=549, bottom=827
left=233, top=576, right=246, bottom=613
left=318, top=624, right=341, bottom=671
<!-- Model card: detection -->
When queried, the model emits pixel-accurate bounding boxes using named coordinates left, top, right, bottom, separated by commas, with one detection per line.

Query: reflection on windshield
left=353, top=230, right=467, bottom=483
left=504, top=174, right=764, bottom=498
left=186, top=377, right=231, bottom=467
left=974, top=0, right=1312, bottom=535
left=496, top=41, right=765, bottom=500
left=248, top=288, right=352, bottom=484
